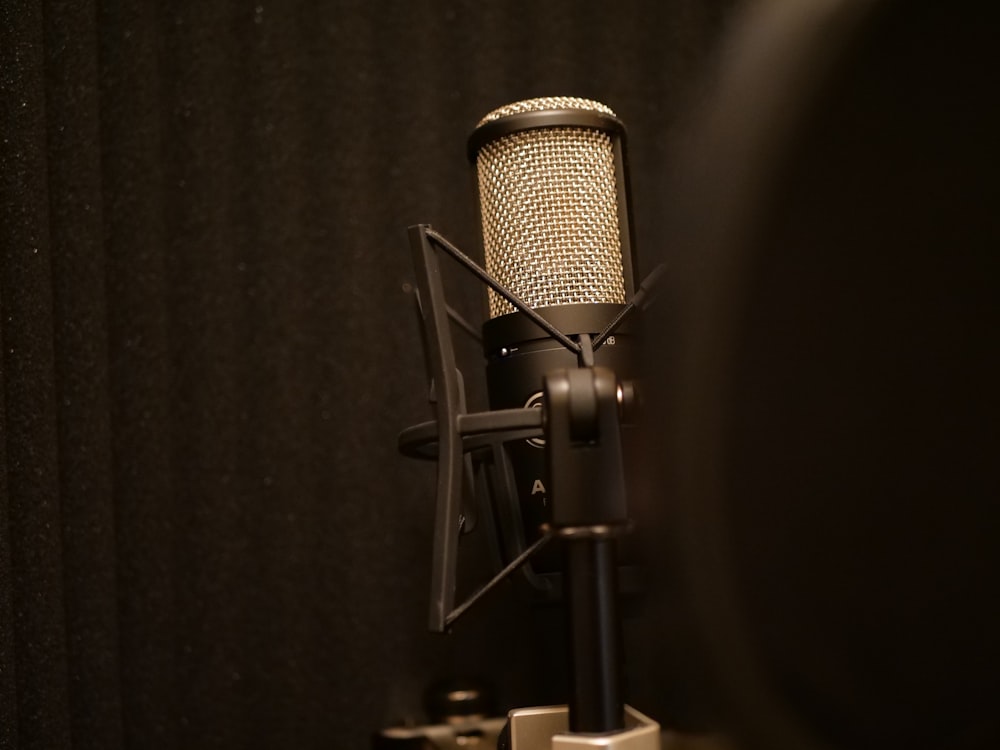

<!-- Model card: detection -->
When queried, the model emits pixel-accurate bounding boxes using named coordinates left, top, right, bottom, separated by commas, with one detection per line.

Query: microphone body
left=469, top=98, right=638, bottom=573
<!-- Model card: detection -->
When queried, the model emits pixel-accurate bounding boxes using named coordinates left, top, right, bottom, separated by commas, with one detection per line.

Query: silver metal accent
left=507, top=704, right=661, bottom=750
left=473, top=98, right=627, bottom=318
left=542, top=523, right=631, bottom=540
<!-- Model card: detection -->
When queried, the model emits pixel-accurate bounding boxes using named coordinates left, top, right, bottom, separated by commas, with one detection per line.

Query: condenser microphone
left=468, top=97, right=638, bottom=574
left=402, top=97, right=660, bottom=740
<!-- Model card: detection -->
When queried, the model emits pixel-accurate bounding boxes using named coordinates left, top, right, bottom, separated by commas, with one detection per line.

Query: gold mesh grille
left=477, top=96, right=616, bottom=125
left=474, top=98, right=626, bottom=318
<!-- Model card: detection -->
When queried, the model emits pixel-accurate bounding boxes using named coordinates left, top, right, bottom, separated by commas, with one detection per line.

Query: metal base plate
left=507, top=704, right=660, bottom=750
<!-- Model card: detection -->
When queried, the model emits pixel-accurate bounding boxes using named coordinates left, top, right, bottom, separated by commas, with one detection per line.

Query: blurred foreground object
left=641, top=1, right=999, bottom=749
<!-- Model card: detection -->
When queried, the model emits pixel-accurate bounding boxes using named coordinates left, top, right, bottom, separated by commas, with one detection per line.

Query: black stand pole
left=494, top=361, right=660, bottom=750
left=544, top=365, right=629, bottom=734
left=564, top=536, right=625, bottom=733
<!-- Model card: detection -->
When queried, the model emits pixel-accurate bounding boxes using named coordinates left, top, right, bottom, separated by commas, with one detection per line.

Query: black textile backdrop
left=0, top=1, right=736, bottom=747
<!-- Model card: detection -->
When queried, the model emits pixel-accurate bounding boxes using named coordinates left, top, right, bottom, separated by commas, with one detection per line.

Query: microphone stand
left=399, top=225, right=663, bottom=749
left=502, top=347, right=660, bottom=749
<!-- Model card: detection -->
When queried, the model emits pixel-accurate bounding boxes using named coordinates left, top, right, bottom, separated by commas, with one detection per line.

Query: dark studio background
left=0, top=1, right=741, bottom=748
left=5, top=1, right=1000, bottom=749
